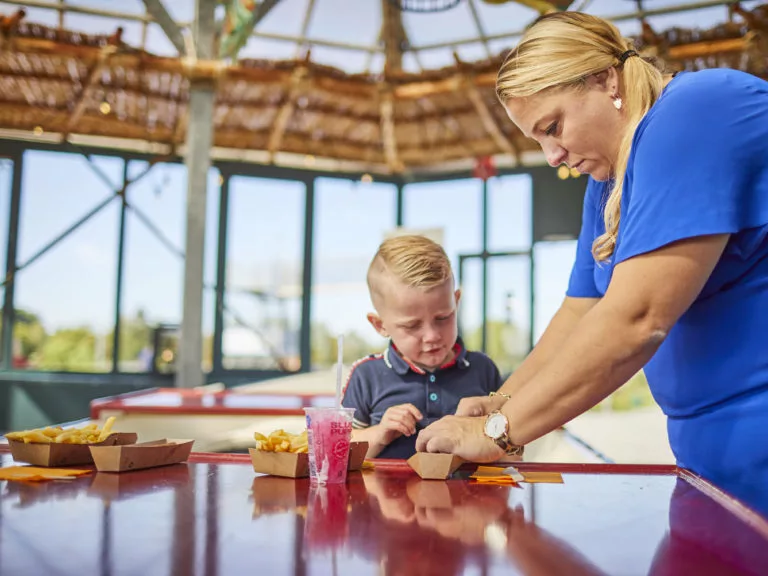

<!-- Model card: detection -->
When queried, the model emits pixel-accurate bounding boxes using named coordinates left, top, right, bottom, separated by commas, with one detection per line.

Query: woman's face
left=503, top=69, right=626, bottom=182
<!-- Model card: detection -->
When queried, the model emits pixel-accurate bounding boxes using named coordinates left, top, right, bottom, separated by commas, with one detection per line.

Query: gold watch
left=483, top=411, right=524, bottom=456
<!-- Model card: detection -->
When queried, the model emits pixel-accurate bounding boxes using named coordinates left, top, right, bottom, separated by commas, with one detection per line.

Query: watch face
left=485, top=413, right=507, bottom=439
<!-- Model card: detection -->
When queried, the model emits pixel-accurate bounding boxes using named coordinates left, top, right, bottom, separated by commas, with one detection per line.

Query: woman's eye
left=545, top=121, right=558, bottom=136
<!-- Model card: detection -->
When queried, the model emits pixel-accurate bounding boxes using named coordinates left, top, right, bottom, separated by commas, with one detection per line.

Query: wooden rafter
left=381, top=0, right=407, bottom=74
left=379, top=89, right=402, bottom=173
left=267, top=64, right=308, bottom=162
left=62, top=45, right=118, bottom=140
left=455, top=52, right=519, bottom=162
left=464, top=77, right=519, bottom=163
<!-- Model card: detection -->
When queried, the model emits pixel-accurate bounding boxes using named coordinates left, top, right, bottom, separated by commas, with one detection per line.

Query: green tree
left=37, top=327, right=97, bottom=371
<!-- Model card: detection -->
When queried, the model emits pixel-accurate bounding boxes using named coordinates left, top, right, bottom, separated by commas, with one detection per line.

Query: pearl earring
left=613, top=97, right=623, bottom=110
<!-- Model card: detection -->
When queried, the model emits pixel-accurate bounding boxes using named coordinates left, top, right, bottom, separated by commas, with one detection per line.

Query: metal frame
left=0, top=0, right=743, bottom=56
left=0, top=135, right=547, bottom=384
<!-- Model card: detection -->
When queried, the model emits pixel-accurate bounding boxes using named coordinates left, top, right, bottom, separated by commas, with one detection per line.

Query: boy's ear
left=454, top=288, right=462, bottom=305
left=367, top=312, right=388, bottom=338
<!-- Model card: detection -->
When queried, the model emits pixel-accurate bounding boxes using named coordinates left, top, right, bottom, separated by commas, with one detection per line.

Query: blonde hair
left=496, top=12, right=665, bottom=261
left=367, top=234, right=453, bottom=307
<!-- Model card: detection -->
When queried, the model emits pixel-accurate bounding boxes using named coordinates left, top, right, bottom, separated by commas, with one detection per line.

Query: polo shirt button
left=429, top=375, right=436, bottom=382
left=429, top=392, right=438, bottom=402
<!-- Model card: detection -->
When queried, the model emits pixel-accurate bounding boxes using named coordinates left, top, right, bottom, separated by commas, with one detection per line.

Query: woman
left=416, top=12, right=768, bottom=513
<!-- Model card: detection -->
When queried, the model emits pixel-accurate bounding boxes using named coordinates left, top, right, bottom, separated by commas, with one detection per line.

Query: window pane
left=312, top=177, right=395, bottom=368
left=533, top=241, right=576, bottom=343
left=224, top=177, right=304, bottom=371
left=487, top=256, right=531, bottom=376
left=488, top=174, right=532, bottom=252
left=14, top=151, right=121, bottom=372
left=458, top=258, right=483, bottom=354
left=403, top=178, right=482, bottom=272
left=119, top=162, right=219, bottom=373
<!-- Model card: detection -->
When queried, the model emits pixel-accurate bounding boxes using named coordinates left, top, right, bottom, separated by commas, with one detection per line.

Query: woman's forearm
left=499, top=297, right=598, bottom=398
left=501, top=299, right=665, bottom=445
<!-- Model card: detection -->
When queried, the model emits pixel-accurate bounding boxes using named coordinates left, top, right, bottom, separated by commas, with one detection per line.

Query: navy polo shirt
left=341, top=338, right=502, bottom=459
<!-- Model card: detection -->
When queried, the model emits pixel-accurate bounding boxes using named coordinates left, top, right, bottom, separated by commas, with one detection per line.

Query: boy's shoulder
left=462, top=348, right=499, bottom=369
left=346, top=352, right=387, bottom=380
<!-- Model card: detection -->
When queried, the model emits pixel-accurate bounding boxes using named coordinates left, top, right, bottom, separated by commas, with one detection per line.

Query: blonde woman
left=416, top=12, right=768, bottom=513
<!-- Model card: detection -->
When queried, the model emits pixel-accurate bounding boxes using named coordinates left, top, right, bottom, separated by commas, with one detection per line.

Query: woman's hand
left=415, top=415, right=504, bottom=462
left=455, top=394, right=507, bottom=417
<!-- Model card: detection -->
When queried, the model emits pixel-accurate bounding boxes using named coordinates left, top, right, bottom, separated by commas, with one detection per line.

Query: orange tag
left=0, top=466, right=93, bottom=482
left=520, top=471, right=563, bottom=484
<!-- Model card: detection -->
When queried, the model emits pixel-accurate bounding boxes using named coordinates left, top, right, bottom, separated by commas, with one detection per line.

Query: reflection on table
left=2, top=451, right=767, bottom=576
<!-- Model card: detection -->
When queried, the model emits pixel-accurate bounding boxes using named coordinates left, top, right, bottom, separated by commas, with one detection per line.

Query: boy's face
left=368, top=277, right=460, bottom=372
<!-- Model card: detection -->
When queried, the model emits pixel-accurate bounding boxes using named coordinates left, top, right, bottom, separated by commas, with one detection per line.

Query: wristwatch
left=483, top=411, right=524, bottom=456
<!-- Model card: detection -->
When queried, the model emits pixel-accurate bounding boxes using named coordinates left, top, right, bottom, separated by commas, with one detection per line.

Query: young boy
left=342, top=234, right=503, bottom=459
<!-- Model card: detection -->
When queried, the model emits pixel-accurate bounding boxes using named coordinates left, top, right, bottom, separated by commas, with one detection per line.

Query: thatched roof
left=0, top=4, right=766, bottom=174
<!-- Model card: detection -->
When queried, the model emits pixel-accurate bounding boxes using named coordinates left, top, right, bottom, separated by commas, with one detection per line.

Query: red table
left=1, top=447, right=766, bottom=575
left=90, top=387, right=336, bottom=419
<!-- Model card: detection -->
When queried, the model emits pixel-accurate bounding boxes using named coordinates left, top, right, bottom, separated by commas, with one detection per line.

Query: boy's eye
left=545, top=121, right=559, bottom=136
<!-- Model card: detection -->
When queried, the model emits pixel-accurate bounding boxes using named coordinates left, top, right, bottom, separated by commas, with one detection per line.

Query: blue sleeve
left=566, top=178, right=604, bottom=298
left=615, top=70, right=768, bottom=264
left=341, top=365, right=371, bottom=429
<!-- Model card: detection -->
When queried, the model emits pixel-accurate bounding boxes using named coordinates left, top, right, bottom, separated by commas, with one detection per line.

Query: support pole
left=176, top=0, right=216, bottom=389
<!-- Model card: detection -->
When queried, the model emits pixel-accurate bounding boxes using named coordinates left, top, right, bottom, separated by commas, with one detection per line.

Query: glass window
left=488, top=174, right=532, bottom=252
left=223, top=177, right=305, bottom=371
left=312, top=177, right=396, bottom=368
left=533, top=241, right=577, bottom=343
left=487, top=256, right=531, bottom=376
left=403, top=178, right=482, bottom=273
left=119, top=162, right=219, bottom=373
left=458, top=257, right=483, bottom=354
left=14, top=151, right=121, bottom=372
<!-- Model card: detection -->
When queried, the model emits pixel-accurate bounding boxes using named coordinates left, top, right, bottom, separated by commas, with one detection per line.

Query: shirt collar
left=384, top=338, right=470, bottom=376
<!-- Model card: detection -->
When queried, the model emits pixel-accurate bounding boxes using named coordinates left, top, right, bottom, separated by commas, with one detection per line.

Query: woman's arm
left=501, top=234, right=729, bottom=445
left=456, top=296, right=598, bottom=416
left=500, top=296, right=599, bottom=397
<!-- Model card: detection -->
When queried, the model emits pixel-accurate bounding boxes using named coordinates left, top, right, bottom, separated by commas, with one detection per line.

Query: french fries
left=254, top=429, right=308, bottom=454
left=5, top=416, right=117, bottom=445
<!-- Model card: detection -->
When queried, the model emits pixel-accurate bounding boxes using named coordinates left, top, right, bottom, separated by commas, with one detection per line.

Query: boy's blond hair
left=367, top=234, right=453, bottom=307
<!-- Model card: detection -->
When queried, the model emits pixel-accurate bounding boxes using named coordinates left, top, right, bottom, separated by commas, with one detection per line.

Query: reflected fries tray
left=89, top=439, right=194, bottom=473
left=5, top=418, right=136, bottom=467
left=407, top=453, right=464, bottom=480
left=249, top=429, right=368, bottom=478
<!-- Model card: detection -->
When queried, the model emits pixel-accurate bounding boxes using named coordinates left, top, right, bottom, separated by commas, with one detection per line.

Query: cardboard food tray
left=250, top=441, right=370, bottom=479
left=89, top=439, right=194, bottom=473
left=7, top=433, right=138, bottom=467
left=407, top=453, right=464, bottom=480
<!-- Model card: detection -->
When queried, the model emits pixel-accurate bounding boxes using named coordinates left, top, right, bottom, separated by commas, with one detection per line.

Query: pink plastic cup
left=304, top=407, right=354, bottom=484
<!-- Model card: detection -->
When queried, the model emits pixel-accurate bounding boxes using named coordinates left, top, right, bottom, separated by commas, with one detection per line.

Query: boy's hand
left=379, top=403, right=423, bottom=444
left=455, top=394, right=507, bottom=417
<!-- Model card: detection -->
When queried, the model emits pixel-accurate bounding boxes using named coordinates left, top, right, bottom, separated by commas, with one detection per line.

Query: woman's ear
left=367, top=312, right=388, bottom=338
left=589, top=67, right=619, bottom=95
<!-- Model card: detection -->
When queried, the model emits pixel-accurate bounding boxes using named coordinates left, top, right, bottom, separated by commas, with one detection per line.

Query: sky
left=0, top=0, right=753, bottom=364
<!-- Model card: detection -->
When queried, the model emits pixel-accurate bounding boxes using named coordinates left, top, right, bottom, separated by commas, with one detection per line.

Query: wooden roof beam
left=141, top=0, right=186, bottom=56
left=667, top=36, right=746, bottom=59
left=455, top=53, right=519, bottom=163
left=62, top=45, right=117, bottom=140
left=380, top=89, right=403, bottom=173
left=382, top=0, right=407, bottom=74
left=267, top=63, right=309, bottom=163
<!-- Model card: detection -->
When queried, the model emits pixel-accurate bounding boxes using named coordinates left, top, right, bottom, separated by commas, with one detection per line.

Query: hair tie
left=618, top=50, right=638, bottom=64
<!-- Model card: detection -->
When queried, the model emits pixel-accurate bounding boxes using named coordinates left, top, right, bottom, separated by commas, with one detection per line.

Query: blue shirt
left=341, top=338, right=502, bottom=458
left=567, top=69, right=768, bottom=514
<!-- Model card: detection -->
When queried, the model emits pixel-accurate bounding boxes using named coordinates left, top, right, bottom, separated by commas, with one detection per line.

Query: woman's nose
left=544, top=143, right=567, bottom=167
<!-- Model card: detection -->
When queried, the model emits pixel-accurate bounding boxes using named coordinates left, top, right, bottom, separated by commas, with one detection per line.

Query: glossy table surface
left=2, top=448, right=767, bottom=576
left=90, top=387, right=336, bottom=418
